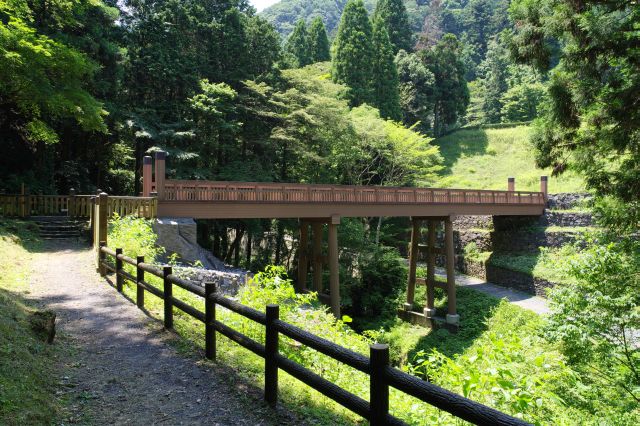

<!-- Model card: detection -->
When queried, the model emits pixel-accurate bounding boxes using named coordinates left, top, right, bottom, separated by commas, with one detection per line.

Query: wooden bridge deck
left=156, top=180, right=546, bottom=219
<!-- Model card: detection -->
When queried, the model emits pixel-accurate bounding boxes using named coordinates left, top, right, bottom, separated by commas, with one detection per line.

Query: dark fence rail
left=98, top=243, right=530, bottom=426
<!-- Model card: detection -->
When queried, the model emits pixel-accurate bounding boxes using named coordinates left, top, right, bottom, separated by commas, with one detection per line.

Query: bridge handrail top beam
left=163, top=179, right=544, bottom=196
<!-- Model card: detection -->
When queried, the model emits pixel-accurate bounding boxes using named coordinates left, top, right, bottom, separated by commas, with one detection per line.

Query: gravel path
left=26, top=240, right=297, bottom=425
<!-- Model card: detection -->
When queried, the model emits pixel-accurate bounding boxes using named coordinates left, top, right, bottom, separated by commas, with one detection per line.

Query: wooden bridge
left=0, top=152, right=548, bottom=325
left=143, top=153, right=548, bottom=324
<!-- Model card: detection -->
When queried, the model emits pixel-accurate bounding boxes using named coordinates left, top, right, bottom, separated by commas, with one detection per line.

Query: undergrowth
left=107, top=217, right=632, bottom=425
left=0, top=220, right=59, bottom=425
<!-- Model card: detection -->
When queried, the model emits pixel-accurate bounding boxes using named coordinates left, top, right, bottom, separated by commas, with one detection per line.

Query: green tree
left=371, top=19, right=401, bottom=120
left=285, top=19, right=311, bottom=68
left=395, top=50, right=435, bottom=130
left=424, top=34, right=469, bottom=136
left=308, top=17, right=331, bottom=63
left=509, top=0, right=640, bottom=222
left=500, top=81, right=545, bottom=123
left=332, top=0, right=374, bottom=106
left=477, top=37, right=510, bottom=123
left=373, top=0, right=413, bottom=53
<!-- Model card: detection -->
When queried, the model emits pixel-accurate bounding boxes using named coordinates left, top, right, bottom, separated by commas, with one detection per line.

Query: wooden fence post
left=136, top=256, right=145, bottom=309
left=264, top=304, right=279, bottom=407
left=163, top=266, right=173, bottom=329
left=69, top=188, right=76, bottom=217
left=97, top=192, right=108, bottom=248
left=98, top=241, right=107, bottom=276
left=370, top=344, right=390, bottom=425
left=115, top=248, right=124, bottom=292
left=205, top=282, right=216, bottom=360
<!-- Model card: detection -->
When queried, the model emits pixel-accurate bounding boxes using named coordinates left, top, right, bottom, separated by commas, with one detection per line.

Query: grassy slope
left=433, top=126, right=585, bottom=193
left=0, top=220, right=59, bottom=425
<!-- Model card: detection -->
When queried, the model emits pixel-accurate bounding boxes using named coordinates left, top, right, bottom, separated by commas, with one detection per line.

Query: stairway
left=32, top=216, right=87, bottom=240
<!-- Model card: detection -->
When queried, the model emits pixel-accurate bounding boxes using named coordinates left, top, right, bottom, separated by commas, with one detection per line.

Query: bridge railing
left=98, top=243, right=530, bottom=426
left=162, top=180, right=546, bottom=206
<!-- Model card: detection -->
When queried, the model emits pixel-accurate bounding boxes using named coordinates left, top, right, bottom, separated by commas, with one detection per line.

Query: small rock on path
left=26, top=240, right=297, bottom=425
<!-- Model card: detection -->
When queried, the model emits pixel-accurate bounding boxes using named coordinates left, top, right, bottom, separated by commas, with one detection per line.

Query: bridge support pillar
left=328, top=215, right=340, bottom=318
left=444, top=216, right=458, bottom=325
left=154, top=151, right=166, bottom=200
left=312, top=222, right=323, bottom=293
left=405, top=218, right=421, bottom=310
left=297, top=220, right=309, bottom=292
left=143, top=156, right=153, bottom=197
left=424, top=220, right=437, bottom=318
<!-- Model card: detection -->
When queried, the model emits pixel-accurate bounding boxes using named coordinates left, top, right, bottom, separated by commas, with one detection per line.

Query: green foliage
left=308, top=17, right=331, bottom=63
left=284, top=19, right=311, bottom=68
left=107, top=215, right=163, bottom=262
left=423, top=34, right=470, bottom=136
left=509, top=0, right=640, bottom=229
left=261, top=0, right=428, bottom=40
left=395, top=49, right=435, bottom=130
left=373, top=0, right=413, bottom=53
left=546, top=237, right=640, bottom=411
left=371, top=19, right=401, bottom=121
left=500, top=81, right=545, bottom=123
left=331, top=0, right=374, bottom=106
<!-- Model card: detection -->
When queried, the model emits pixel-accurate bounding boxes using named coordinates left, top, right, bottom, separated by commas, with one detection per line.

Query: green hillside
left=433, top=126, right=585, bottom=193
left=260, top=0, right=428, bottom=38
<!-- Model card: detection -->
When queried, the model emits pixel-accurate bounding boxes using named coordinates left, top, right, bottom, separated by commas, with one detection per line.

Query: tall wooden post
left=136, top=255, right=145, bottom=309
left=163, top=266, right=173, bottom=329
left=312, top=222, right=323, bottom=293
left=69, top=188, right=76, bottom=217
left=405, top=218, right=420, bottom=310
left=370, top=344, right=390, bottom=425
left=297, top=220, right=309, bottom=292
left=97, top=192, right=108, bottom=251
left=205, top=282, right=216, bottom=360
left=264, top=304, right=280, bottom=406
left=424, top=220, right=437, bottom=318
left=328, top=215, right=340, bottom=318
left=142, top=156, right=153, bottom=197
left=154, top=151, right=166, bottom=200
left=444, top=216, right=459, bottom=325
left=20, top=183, right=26, bottom=218
left=540, top=175, right=548, bottom=201
left=508, top=177, right=515, bottom=192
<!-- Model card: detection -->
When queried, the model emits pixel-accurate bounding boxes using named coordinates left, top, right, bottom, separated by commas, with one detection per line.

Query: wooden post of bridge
left=154, top=151, right=166, bottom=200
left=142, top=156, right=153, bottom=197
left=540, top=176, right=548, bottom=201
left=69, top=188, right=76, bottom=217
left=312, top=222, right=323, bottom=293
left=405, top=218, right=420, bottom=311
left=328, top=215, right=340, bottom=318
left=297, top=220, right=309, bottom=292
left=424, top=219, right=437, bottom=318
left=444, top=215, right=459, bottom=325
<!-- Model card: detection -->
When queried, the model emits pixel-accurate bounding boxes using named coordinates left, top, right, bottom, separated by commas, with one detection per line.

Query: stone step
left=452, top=227, right=592, bottom=253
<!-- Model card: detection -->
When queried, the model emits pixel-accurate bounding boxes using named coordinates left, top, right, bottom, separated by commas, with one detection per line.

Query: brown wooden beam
left=312, top=222, right=323, bottom=293
left=444, top=216, right=459, bottom=325
left=297, top=221, right=309, bottom=292
left=328, top=220, right=340, bottom=318
left=425, top=220, right=437, bottom=317
left=405, top=218, right=420, bottom=310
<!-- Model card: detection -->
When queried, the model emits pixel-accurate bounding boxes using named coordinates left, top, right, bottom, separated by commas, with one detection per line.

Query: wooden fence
left=0, top=193, right=156, bottom=219
left=98, top=244, right=530, bottom=426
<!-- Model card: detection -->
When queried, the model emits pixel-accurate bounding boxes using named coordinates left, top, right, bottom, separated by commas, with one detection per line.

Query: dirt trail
left=26, top=240, right=295, bottom=425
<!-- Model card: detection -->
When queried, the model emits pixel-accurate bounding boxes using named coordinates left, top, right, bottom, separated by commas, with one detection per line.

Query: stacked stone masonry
left=430, top=193, right=594, bottom=297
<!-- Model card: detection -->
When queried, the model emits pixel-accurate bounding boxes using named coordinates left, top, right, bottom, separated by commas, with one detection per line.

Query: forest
left=1, top=0, right=639, bottom=424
